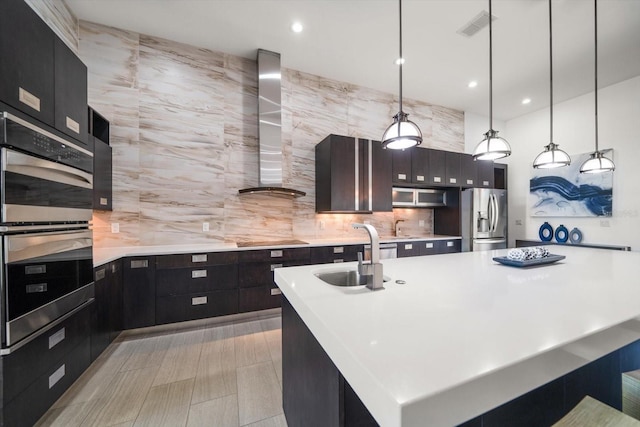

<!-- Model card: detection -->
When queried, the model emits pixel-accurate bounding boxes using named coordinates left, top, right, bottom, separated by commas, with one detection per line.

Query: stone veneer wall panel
left=26, top=0, right=78, bottom=54
left=75, top=21, right=464, bottom=248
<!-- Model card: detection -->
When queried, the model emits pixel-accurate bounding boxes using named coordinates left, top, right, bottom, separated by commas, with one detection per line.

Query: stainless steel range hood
left=238, top=50, right=306, bottom=198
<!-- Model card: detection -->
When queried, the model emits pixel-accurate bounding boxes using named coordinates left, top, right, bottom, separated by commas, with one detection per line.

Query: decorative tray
left=492, top=254, right=566, bottom=268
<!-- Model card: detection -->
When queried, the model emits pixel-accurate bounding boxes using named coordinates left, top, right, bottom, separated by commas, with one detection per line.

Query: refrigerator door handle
left=474, top=238, right=506, bottom=244
left=492, top=194, right=499, bottom=233
left=487, top=194, right=494, bottom=233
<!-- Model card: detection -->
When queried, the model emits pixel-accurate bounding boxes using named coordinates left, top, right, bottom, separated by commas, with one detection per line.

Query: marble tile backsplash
left=74, top=21, right=464, bottom=248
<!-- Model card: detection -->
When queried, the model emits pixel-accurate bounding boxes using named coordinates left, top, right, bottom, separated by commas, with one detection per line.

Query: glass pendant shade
left=381, top=112, right=422, bottom=150
left=533, top=142, right=571, bottom=168
left=473, top=129, right=511, bottom=161
left=580, top=151, right=615, bottom=173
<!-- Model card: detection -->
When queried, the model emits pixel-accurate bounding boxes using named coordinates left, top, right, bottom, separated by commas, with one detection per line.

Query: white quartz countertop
left=92, top=235, right=460, bottom=266
left=274, top=247, right=640, bottom=427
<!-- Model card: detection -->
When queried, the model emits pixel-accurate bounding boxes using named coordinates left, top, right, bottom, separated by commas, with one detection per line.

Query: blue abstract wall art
left=530, top=151, right=613, bottom=217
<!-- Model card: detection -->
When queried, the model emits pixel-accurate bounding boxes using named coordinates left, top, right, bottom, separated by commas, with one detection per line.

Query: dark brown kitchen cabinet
left=310, top=245, right=364, bottom=264
left=397, top=241, right=422, bottom=258
left=238, top=247, right=310, bottom=312
left=397, top=239, right=462, bottom=258
left=123, top=256, right=156, bottom=329
left=1, top=303, right=92, bottom=427
left=427, top=149, right=447, bottom=186
left=91, top=260, right=123, bottom=361
left=91, top=107, right=112, bottom=210
left=92, top=137, right=112, bottom=210
left=494, top=163, right=508, bottom=190
left=445, top=152, right=461, bottom=186
left=476, top=159, right=495, bottom=188
left=316, top=134, right=392, bottom=213
left=392, top=149, right=413, bottom=184
left=54, top=37, right=88, bottom=145
left=460, top=154, right=478, bottom=188
left=155, top=252, right=239, bottom=325
left=0, top=0, right=55, bottom=126
left=409, top=147, right=430, bottom=184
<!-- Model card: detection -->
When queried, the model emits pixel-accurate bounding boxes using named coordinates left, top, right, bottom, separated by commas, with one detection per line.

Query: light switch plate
left=419, top=220, right=425, bottom=227
left=111, top=223, right=120, bottom=233
left=202, top=222, right=209, bottom=232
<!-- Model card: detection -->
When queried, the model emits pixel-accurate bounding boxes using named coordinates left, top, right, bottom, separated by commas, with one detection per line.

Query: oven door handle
left=6, top=230, right=93, bottom=263
left=4, top=149, right=93, bottom=189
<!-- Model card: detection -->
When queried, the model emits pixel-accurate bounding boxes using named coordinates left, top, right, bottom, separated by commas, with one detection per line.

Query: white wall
left=499, top=76, right=640, bottom=250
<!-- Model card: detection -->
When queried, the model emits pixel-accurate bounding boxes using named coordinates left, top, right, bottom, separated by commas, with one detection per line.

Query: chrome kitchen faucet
left=352, top=223, right=385, bottom=290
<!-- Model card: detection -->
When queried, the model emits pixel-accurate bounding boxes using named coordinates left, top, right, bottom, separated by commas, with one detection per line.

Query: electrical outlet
left=319, top=220, right=325, bottom=230
left=111, top=223, right=120, bottom=233
left=600, top=220, right=610, bottom=227
left=515, top=219, right=523, bottom=226
left=419, top=220, right=425, bottom=227
left=202, top=222, right=210, bottom=232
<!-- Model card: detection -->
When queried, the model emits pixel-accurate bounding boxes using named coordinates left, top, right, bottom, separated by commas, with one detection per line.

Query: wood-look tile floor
left=36, top=313, right=288, bottom=427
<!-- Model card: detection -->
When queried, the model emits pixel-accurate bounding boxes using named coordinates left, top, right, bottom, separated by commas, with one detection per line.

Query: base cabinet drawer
left=310, top=245, right=363, bottom=264
left=3, top=336, right=91, bottom=427
left=438, top=239, right=461, bottom=254
left=397, top=242, right=422, bottom=258
left=156, top=290, right=238, bottom=325
left=3, top=303, right=91, bottom=404
left=239, top=286, right=282, bottom=312
left=156, top=264, right=238, bottom=296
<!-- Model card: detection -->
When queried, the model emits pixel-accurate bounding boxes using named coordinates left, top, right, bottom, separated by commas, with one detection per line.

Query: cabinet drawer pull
left=333, top=247, right=344, bottom=254
left=66, top=116, right=80, bottom=134
left=49, top=327, right=65, bottom=350
left=271, top=288, right=282, bottom=296
left=130, top=259, right=149, bottom=268
left=404, top=244, right=413, bottom=250
left=447, top=241, right=454, bottom=247
left=192, top=254, right=207, bottom=263
left=466, top=179, right=474, bottom=185
left=99, top=197, right=108, bottom=206
left=192, top=296, right=207, bottom=305
left=333, top=259, right=344, bottom=263
left=49, top=364, right=65, bottom=389
left=449, top=178, right=457, bottom=184
left=270, top=264, right=283, bottom=271
left=19, top=87, right=41, bottom=112
left=25, top=264, right=46, bottom=275
left=433, top=176, right=442, bottom=183
left=191, top=270, right=207, bottom=279
left=26, top=283, right=47, bottom=293
left=270, top=250, right=283, bottom=258
left=111, top=263, right=118, bottom=274
left=425, top=242, right=434, bottom=249
left=95, top=268, right=106, bottom=280
left=397, top=173, right=407, bottom=180
left=483, top=180, right=490, bottom=186
left=416, top=175, right=425, bottom=182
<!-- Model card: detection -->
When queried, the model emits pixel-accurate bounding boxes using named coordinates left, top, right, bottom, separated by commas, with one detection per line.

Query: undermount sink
left=315, top=270, right=390, bottom=287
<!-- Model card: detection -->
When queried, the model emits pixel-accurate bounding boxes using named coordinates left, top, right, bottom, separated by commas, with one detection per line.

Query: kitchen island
left=274, top=246, right=640, bottom=426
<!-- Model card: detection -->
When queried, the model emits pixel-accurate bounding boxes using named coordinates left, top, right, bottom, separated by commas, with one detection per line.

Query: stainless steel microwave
left=392, top=188, right=447, bottom=208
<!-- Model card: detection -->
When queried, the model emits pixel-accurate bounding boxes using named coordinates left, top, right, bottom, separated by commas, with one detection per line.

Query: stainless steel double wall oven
left=1, top=110, right=94, bottom=350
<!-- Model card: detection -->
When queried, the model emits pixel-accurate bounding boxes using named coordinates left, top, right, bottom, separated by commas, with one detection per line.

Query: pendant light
left=381, top=0, right=422, bottom=150
left=533, top=0, right=571, bottom=169
left=472, top=0, right=511, bottom=161
left=580, top=0, right=615, bottom=173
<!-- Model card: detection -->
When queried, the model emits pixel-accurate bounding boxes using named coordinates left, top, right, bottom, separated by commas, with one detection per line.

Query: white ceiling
left=66, top=0, right=640, bottom=121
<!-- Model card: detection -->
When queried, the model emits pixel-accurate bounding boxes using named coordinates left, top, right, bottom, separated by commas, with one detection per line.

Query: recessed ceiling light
left=291, top=22, right=303, bottom=33
left=522, top=98, right=532, bottom=105
left=395, top=57, right=405, bottom=65
left=468, top=80, right=478, bottom=88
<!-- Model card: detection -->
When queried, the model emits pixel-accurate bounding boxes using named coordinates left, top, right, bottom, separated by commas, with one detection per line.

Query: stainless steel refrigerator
left=461, top=188, right=507, bottom=251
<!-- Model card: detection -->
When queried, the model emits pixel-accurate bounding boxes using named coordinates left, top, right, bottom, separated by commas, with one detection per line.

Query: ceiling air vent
left=457, top=10, right=496, bottom=38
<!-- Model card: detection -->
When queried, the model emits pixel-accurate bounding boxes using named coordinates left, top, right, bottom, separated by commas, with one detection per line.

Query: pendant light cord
left=549, top=0, right=553, bottom=144
left=489, top=0, right=493, bottom=131
left=594, top=0, right=599, bottom=152
left=398, top=0, right=403, bottom=114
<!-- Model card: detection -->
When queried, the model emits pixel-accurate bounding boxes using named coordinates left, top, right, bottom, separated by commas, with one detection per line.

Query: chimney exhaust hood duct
left=238, top=49, right=306, bottom=198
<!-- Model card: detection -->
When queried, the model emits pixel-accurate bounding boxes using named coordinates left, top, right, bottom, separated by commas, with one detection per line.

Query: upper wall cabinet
left=476, top=159, right=495, bottom=188
left=316, top=134, right=392, bottom=213
left=0, top=0, right=89, bottom=148
left=55, top=38, right=88, bottom=145
left=0, top=0, right=55, bottom=126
